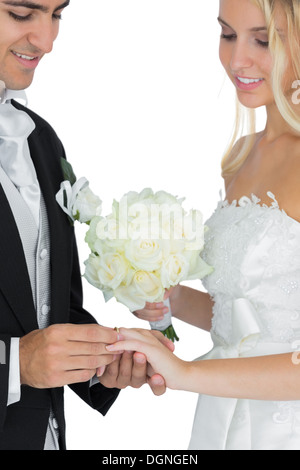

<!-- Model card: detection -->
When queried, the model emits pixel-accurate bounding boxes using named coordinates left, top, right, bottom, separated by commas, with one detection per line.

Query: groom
left=0, top=0, right=168, bottom=450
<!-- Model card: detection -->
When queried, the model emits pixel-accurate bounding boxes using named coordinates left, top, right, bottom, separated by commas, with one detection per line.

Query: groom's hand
left=98, top=331, right=174, bottom=396
left=19, top=324, right=119, bottom=389
left=98, top=351, right=166, bottom=396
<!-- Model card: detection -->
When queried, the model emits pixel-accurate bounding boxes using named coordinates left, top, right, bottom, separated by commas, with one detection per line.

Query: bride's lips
left=234, top=75, right=264, bottom=91
left=11, top=50, right=41, bottom=69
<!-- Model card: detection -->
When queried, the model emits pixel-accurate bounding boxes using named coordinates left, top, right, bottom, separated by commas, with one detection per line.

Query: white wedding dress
left=189, top=192, right=300, bottom=450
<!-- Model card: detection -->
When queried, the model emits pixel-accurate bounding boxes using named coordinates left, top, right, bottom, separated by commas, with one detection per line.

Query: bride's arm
left=187, top=353, right=300, bottom=401
left=107, top=329, right=300, bottom=401
left=170, top=285, right=214, bottom=331
left=134, top=285, right=214, bottom=332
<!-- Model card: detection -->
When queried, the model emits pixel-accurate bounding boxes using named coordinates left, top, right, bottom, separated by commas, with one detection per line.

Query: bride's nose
left=230, top=40, right=254, bottom=72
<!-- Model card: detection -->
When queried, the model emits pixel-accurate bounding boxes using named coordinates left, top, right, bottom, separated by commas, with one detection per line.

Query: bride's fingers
left=133, top=289, right=174, bottom=320
left=106, top=328, right=156, bottom=354
left=106, top=339, right=149, bottom=355
left=106, top=328, right=175, bottom=358
left=120, top=327, right=160, bottom=341
left=134, top=310, right=164, bottom=322
left=145, top=301, right=165, bottom=310
left=150, top=330, right=175, bottom=352
left=133, top=303, right=169, bottom=321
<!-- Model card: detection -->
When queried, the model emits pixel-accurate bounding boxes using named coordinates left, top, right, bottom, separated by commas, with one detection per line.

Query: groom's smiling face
left=0, top=0, right=70, bottom=90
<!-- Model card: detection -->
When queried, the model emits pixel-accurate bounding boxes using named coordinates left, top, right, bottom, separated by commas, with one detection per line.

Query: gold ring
left=114, top=327, right=120, bottom=333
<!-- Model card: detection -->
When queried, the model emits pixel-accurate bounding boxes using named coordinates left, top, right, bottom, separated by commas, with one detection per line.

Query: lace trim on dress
left=219, top=189, right=300, bottom=230
left=220, top=190, right=279, bottom=210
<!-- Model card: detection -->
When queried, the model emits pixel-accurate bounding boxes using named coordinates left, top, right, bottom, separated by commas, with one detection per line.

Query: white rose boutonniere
left=56, top=158, right=102, bottom=225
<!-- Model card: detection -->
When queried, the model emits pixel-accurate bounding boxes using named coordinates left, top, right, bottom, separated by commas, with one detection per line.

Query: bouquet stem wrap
left=149, top=298, right=179, bottom=342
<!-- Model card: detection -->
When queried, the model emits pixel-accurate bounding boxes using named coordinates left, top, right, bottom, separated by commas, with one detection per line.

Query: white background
left=26, top=0, right=242, bottom=450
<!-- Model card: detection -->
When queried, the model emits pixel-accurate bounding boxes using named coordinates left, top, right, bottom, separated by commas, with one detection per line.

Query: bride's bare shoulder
left=223, top=132, right=262, bottom=188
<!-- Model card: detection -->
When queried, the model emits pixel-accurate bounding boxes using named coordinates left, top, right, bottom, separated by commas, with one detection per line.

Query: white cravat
left=0, top=88, right=40, bottom=229
left=0, top=80, right=28, bottom=106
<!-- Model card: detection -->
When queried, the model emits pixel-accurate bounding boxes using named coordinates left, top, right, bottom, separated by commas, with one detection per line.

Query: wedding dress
left=189, top=192, right=300, bottom=450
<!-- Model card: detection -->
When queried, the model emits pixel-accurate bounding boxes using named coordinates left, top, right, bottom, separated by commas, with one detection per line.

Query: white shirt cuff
left=90, top=375, right=99, bottom=388
left=7, top=338, right=21, bottom=406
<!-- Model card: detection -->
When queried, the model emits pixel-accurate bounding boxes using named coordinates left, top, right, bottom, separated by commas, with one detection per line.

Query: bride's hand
left=133, top=287, right=177, bottom=322
left=106, top=327, right=187, bottom=390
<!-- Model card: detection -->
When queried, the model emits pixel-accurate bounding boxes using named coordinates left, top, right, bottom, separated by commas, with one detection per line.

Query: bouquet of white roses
left=55, top=161, right=213, bottom=341
left=83, top=188, right=213, bottom=341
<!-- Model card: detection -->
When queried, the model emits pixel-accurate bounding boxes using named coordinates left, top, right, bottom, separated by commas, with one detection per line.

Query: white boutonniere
left=56, top=158, right=102, bottom=225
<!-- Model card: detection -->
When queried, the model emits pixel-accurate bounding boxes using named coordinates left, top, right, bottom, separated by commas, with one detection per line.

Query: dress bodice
left=202, top=191, right=300, bottom=346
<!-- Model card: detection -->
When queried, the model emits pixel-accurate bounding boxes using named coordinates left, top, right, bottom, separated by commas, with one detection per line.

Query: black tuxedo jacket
left=0, top=101, right=119, bottom=450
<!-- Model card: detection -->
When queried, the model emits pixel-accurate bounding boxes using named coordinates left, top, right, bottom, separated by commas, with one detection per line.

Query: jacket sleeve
left=68, top=232, right=120, bottom=414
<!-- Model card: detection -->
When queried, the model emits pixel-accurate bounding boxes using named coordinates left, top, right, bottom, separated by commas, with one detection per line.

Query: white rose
left=83, top=253, right=102, bottom=289
left=116, top=188, right=154, bottom=220
left=92, top=216, right=126, bottom=255
left=164, top=204, right=186, bottom=241
left=93, top=237, right=126, bottom=257
left=125, top=239, right=163, bottom=271
left=160, top=253, right=189, bottom=288
left=97, top=252, right=129, bottom=290
left=84, top=216, right=102, bottom=251
left=56, top=177, right=102, bottom=224
left=72, top=185, right=102, bottom=224
left=86, top=221, right=125, bottom=257
left=127, top=188, right=154, bottom=205
left=115, top=270, right=164, bottom=311
left=95, top=214, right=128, bottom=242
left=83, top=253, right=115, bottom=302
left=116, top=189, right=159, bottom=240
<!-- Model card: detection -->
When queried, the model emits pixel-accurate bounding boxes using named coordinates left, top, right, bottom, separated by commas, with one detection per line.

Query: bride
left=107, top=0, right=300, bottom=450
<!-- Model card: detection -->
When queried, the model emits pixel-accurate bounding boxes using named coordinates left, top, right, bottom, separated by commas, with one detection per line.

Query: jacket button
left=41, top=304, right=50, bottom=316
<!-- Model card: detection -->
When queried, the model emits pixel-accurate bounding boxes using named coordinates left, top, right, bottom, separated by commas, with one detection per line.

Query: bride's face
left=218, top=0, right=294, bottom=110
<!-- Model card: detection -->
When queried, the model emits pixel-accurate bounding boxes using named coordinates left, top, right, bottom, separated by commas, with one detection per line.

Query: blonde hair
left=221, top=0, right=300, bottom=178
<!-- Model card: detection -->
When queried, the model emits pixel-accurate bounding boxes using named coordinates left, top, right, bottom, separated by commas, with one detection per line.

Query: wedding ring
left=114, top=327, right=120, bottom=333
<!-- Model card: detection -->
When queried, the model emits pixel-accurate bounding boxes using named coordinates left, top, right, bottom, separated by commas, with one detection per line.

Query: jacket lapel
left=0, top=101, right=73, bottom=332
left=0, top=184, right=38, bottom=333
